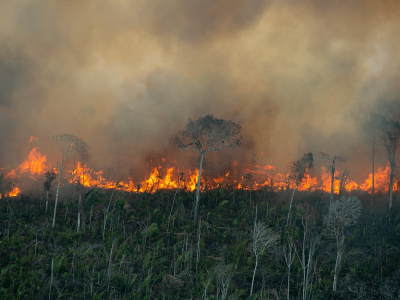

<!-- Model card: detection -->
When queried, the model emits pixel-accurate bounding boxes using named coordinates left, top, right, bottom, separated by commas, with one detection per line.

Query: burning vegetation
left=0, top=137, right=398, bottom=200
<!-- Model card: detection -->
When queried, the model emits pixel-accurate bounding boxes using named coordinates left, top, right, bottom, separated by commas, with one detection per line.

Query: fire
left=297, top=173, right=318, bottom=191
left=1, top=139, right=399, bottom=197
left=359, top=164, right=398, bottom=193
left=321, top=167, right=341, bottom=194
left=1, top=186, right=22, bottom=198
left=6, top=147, right=49, bottom=179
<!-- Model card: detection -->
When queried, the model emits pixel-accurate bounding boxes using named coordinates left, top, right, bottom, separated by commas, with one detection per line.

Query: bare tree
left=287, top=153, right=313, bottom=223
left=52, top=134, right=87, bottom=228
left=379, top=117, right=400, bottom=212
left=250, top=221, right=279, bottom=297
left=319, top=152, right=345, bottom=205
left=283, top=235, right=296, bottom=300
left=172, top=115, right=242, bottom=225
left=213, top=263, right=233, bottom=300
left=324, top=196, right=362, bottom=292
left=43, top=170, right=56, bottom=214
left=296, top=219, right=320, bottom=300
left=349, top=106, right=380, bottom=205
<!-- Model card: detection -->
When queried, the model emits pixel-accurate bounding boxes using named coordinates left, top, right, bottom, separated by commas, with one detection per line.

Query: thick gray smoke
left=1, top=0, right=400, bottom=179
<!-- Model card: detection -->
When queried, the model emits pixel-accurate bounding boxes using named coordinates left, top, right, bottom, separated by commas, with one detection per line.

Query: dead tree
left=287, top=153, right=313, bottom=223
left=43, top=170, right=56, bottom=214
left=295, top=219, right=320, bottom=300
left=52, top=134, right=87, bottom=228
left=283, top=236, right=296, bottom=300
left=349, top=107, right=380, bottom=205
left=324, top=195, right=362, bottom=292
left=172, top=114, right=242, bottom=226
left=212, top=263, right=233, bottom=300
left=379, top=117, right=400, bottom=212
left=319, top=152, right=345, bottom=205
left=250, top=221, right=279, bottom=297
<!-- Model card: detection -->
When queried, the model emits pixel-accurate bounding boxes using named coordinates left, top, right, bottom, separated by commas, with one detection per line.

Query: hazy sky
left=1, top=0, right=400, bottom=177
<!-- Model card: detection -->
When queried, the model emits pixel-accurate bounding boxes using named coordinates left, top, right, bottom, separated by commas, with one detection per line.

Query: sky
left=1, top=0, right=400, bottom=178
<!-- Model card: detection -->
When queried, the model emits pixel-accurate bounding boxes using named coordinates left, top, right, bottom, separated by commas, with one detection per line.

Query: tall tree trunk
left=371, top=141, right=375, bottom=206
left=389, top=148, right=396, bottom=213
left=330, top=163, right=335, bottom=205
left=193, top=152, right=204, bottom=226
left=52, top=162, right=63, bottom=228
left=389, top=162, right=394, bottom=211
left=333, top=234, right=343, bottom=292
left=287, top=263, right=291, bottom=300
left=250, top=255, right=258, bottom=297
left=287, top=177, right=299, bottom=225
left=77, top=194, right=81, bottom=232
left=46, top=190, right=49, bottom=213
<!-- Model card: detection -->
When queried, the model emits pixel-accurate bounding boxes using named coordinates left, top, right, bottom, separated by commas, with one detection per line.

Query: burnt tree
left=319, top=152, right=345, bottom=205
left=172, top=115, right=242, bottom=226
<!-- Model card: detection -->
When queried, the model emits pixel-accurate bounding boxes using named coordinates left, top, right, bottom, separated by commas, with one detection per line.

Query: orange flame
left=6, top=147, right=49, bottom=179
left=2, top=141, right=399, bottom=196
left=1, top=186, right=21, bottom=198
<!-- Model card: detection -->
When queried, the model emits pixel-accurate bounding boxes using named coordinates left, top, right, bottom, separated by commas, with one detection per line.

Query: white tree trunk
left=103, top=190, right=115, bottom=240
left=287, top=264, right=291, bottom=300
left=77, top=194, right=81, bottom=232
left=330, top=163, right=336, bottom=205
left=287, top=177, right=298, bottom=224
left=49, top=258, right=54, bottom=300
left=333, top=234, right=343, bottom=291
left=388, top=147, right=396, bottom=214
left=250, top=255, right=258, bottom=296
left=46, top=190, right=49, bottom=213
left=193, top=152, right=204, bottom=226
left=52, top=162, right=63, bottom=228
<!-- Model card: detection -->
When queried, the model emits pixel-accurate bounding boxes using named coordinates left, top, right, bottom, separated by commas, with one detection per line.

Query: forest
left=0, top=184, right=400, bottom=300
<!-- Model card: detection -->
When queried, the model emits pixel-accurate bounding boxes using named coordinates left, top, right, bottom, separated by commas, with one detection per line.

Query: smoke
left=1, top=0, right=400, bottom=178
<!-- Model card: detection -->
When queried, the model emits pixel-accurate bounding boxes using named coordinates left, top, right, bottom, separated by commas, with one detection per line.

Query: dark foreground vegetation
left=1, top=187, right=400, bottom=300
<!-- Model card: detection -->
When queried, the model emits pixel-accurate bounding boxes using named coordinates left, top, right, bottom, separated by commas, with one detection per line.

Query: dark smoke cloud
left=1, top=0, right=400, bottom=179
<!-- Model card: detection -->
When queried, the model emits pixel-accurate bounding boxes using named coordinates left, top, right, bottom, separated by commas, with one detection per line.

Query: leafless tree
left=349, top=106, right=380, bottom=205
left=212, top=263, right=233, bottom=300
left=52, top=134, right=88, bottom=228
left=283, top=235, right=296, bottom=300
left=295, top=218, right=320, bottom=300
left=319, top=152, right=345, bottom=205
left=324, top=196, right=362, bottom=292
left=172, top=115, right=242, bottom=226
left=287, top=153, right=313, bottom=223
left=250, top=221, right=279, bottom=297
left=379, top=116, right=400, bottom=212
